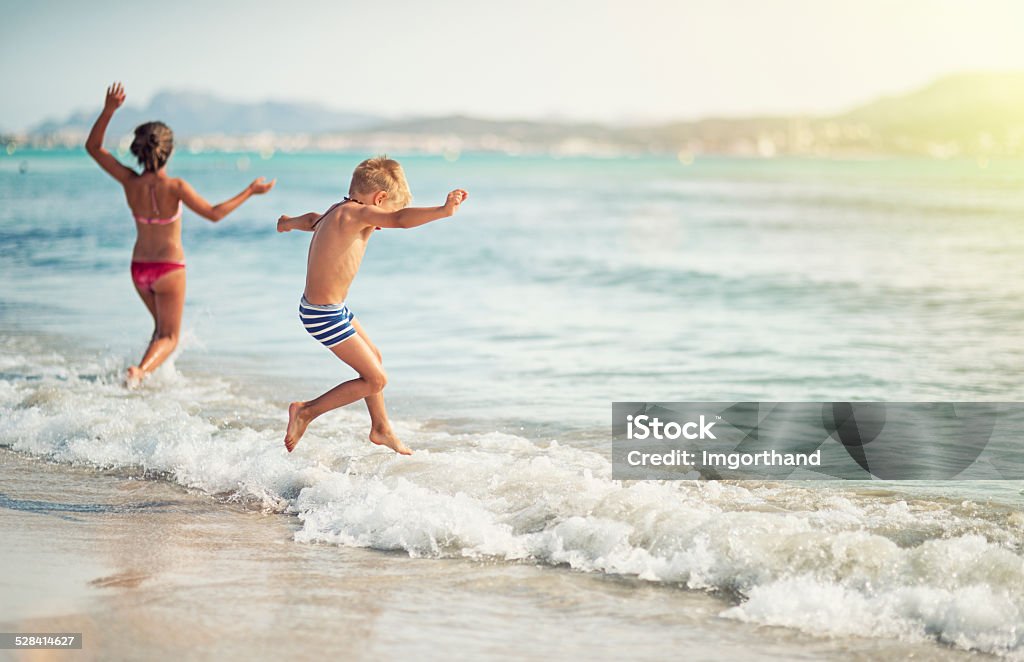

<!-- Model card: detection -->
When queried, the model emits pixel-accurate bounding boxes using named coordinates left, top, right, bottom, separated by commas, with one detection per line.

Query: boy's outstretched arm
left=361, top=189, right=469, bottom=229
left=85, top=82, right=135, bottom=183
left=177, top=177, right=276, bottom=222
left=277, top=212, right=322, bottom=232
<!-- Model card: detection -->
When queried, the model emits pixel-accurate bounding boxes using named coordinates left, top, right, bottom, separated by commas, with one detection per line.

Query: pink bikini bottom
left=131, top=260, right=185, bottom=292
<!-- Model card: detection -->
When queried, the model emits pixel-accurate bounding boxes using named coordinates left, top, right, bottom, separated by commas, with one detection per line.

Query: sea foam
left=1, top=336, right=1023, bottom=657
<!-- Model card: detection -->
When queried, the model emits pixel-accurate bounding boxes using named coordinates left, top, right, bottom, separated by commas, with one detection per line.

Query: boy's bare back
left=282, top=188, right=468, bottom=306
left=304, top=202, right=377, bottom=305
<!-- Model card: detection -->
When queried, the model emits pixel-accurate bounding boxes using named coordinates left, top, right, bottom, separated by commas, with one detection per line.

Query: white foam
left=2, top=337, right=1023, bottom=657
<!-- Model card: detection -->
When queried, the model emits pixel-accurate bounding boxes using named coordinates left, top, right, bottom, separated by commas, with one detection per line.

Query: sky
left=2, top=0, right=1024, bottom=132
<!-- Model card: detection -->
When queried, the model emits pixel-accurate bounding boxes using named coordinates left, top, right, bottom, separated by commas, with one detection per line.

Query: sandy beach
left=1, top=448, right=990, bottom=661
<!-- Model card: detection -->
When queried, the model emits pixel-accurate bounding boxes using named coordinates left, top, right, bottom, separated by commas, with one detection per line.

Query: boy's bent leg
left=349, top=318, right=409, bottom=455
left=285, top=334, right=408, bottom=454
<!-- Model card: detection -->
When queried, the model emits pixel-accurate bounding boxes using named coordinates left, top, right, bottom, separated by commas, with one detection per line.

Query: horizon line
left=10, top=69, right=1022, bottom=136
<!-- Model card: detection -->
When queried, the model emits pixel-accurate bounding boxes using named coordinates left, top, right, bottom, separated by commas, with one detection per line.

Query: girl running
left=86, top=82, right=275, bottom=386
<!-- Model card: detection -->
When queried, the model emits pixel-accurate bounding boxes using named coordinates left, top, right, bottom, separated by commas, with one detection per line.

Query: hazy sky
left=2, top=0, right=1024, bottom=131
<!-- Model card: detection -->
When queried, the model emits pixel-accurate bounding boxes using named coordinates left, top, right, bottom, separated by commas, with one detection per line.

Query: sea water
left=1, top=150, right=1023, bottom=658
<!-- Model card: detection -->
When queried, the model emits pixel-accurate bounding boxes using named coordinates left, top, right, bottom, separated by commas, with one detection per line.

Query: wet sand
left=0, top=449, right=989, bottom=661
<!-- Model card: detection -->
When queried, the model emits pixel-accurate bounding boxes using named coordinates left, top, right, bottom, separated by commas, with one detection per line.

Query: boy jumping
left=277, top=156, right=468, bottom=454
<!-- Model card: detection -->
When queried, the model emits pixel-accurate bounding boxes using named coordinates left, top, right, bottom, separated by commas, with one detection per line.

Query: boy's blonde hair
left=350, top=156, right=412, bottom=208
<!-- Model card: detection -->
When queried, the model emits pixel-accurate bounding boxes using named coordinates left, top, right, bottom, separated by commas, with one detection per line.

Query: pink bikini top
left=134, top=186, right=182, bottom=225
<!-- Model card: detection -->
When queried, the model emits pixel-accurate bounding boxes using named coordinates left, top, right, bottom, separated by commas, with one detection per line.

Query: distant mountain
left=364, top=114, right=619, bottom=140
left=838, top=71, right=1024, bottom=153
left=15, top=73, right=1024, bottom=157
left=29, top=90, right=381, bottom=138
left=349, top=72, right=1024, bottom=157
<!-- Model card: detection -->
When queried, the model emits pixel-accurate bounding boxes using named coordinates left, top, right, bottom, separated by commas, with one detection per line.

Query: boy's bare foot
left=125, top=366, right=144, bottom=388
left=370, top=427, right=413, bottom=455
left=284, top=402, right=311, bottom=452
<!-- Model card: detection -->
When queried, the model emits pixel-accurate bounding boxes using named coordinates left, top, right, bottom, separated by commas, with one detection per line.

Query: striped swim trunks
left=299, top=295, right=358, bottom=348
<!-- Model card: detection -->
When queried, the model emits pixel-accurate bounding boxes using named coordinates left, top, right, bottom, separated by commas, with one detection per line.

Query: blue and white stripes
left=299, top=296, right=357, bottom=348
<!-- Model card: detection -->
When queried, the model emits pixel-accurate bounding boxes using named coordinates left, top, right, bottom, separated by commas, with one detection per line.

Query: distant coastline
left=4, top=72, right=1024, bottom=158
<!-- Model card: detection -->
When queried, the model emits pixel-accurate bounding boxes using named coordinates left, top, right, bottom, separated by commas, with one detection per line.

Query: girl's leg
left=127, top=278, right=159, bottom=386
left=133, top=281, right=158, bottom=321
left=130, top=269, right=186, bottom=381
left=284, top=333, right=410, bottom=454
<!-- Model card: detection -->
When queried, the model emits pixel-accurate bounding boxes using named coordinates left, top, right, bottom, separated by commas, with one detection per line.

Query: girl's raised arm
left=85, top=82, right=135, bottom=183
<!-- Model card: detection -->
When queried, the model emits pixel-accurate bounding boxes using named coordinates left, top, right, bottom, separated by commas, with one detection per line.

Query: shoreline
left=0, top=448, right=987, bottom=661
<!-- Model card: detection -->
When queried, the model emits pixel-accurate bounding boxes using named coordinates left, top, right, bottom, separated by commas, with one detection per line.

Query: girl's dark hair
left=130, top=121, right=174, bottom=172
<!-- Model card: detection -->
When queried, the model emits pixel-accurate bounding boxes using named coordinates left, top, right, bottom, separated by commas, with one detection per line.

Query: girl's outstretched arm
left=85, top=82, right=135, bottom=183
left=177, top=177, right=276, bottom=222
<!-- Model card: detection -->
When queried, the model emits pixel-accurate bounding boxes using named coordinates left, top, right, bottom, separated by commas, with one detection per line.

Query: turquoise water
left=3, top=150, right=1024, bottom=431
left=3, top=150, right=1024, bottom=657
